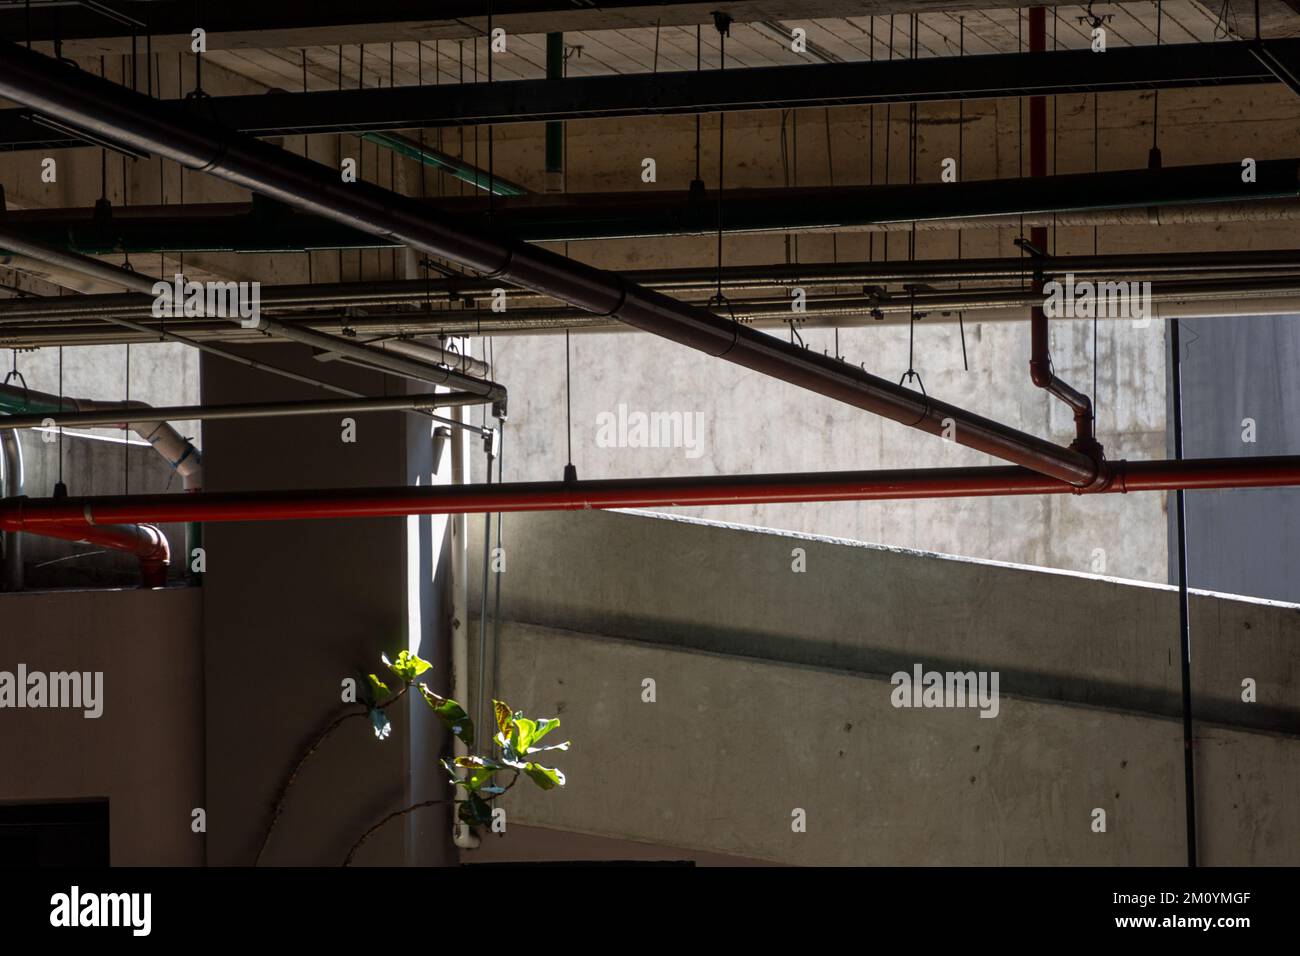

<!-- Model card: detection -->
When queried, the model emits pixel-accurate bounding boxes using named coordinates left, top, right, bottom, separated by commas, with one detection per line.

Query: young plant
left=256, top=648, right=570, bottom=866
left=345, top=667, right=569, bottom=864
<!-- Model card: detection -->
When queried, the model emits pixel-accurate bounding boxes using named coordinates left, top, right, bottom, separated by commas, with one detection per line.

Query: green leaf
left=368, top=707, right=392, bottom=740
left=511, top=716, right=538, bottom=753
left=496, top=712, right=563, bottom=755
left=500, top=754, right=566, bottom=790
left=365, top=673, right=390, bottom=705
left=383, top=649, right=432, bottom=684
left=439, top=757, right=461, bottom=787
left=525, top=740, right=571, bottom=755
left=418, top=684, right=474, bottom=747
left=453, top=754, right=504, bottom=771
left=527, top=717, right=561, bottom=747
left=521, top=762, right=565, bottom=790
left=442, top=755, right=505, bottom=794
left=457, top=794, right=493, bottom=827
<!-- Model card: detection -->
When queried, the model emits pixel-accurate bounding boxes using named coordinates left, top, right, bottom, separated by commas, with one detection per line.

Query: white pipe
left=449, top=397, right=480, bottom=850
left=0, top=382, right=202, bottom=492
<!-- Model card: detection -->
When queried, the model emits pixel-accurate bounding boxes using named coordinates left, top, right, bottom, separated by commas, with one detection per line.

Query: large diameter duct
left=0, top=41, right=1100, bottom=488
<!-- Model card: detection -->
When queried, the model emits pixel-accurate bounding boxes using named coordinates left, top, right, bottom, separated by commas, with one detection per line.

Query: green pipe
left=362, top=131, right=528, bottom=197
left=0, top=392, right=61, bottom=415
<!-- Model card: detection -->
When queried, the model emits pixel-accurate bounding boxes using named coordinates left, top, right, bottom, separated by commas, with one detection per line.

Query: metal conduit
left=0, top=40, right=1101, bottom=487
left=6, top=253, right=1300, bottom=322
left=11, top=279, right=1300, bottom=348
left=0, top=219, right=507, bottom=406
left=2, top=457, right=1299, bottom=530
left=0, top=391, right=495, bottom=431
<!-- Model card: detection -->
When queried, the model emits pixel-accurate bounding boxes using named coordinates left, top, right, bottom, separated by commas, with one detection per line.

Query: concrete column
left=199, top=343, right=455, bottom=865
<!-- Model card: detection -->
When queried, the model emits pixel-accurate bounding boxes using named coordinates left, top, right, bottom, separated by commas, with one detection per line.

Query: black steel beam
left=0, top=40, right=1288, bottom=151
left=3, top=161, right=1298, bottom=253
left=1253, top=40, right=1300, bottom=97
left=0, top=2, right=1031, bottom=52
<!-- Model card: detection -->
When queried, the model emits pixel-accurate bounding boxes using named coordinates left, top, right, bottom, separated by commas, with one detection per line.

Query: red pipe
left=1027, top=7, right=1103, bottom=475
left=0, top=457, right=1296, bottom=528
left=29, top=521, right=170, bottom=588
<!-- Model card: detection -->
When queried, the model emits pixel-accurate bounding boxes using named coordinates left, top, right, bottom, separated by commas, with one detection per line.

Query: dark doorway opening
left=0, top=799, right=110, bottom=867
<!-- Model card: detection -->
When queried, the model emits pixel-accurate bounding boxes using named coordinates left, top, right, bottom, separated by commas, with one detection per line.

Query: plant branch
left=343, top=798, right=448, bottom=866
left=256, top=682, right=410, bottom=866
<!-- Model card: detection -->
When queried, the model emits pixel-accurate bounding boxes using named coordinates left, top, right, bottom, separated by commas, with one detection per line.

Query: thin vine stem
left=256, top=682, right=410, bottom=865
left=343, top=771, right=521, bottom=866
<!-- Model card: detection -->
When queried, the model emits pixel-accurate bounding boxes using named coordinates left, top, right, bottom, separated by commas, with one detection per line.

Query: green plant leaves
left=419, top=684, right=474, bottom=748
left=457, top=793, right=493, bottom=827
left=492, top=702, right=569, bottom=764
left=489, top=701, right=569, bottom=789
left=383, top=650, right=432, bottom=684
left=451, top=755, right=507, bottom=794
left=365, top=673, right=390, bottom=705
left=519, top=762, right=566, bottom=790
left=368, top=707, right=392, bottom=740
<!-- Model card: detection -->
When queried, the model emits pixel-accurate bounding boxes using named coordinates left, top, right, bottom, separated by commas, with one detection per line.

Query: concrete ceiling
left=195, top=2, right=1231, bottom=94
left=4, top=0, right=1282, bottom=57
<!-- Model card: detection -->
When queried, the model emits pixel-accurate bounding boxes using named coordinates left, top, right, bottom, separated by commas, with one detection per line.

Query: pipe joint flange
left=1070, top=438, right=1112, bottom=493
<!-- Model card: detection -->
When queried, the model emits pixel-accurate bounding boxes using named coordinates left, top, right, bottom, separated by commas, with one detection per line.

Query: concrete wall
left=468, top=510, right=1300, bottom=865
left=0, top=586, right=204, bottom=865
